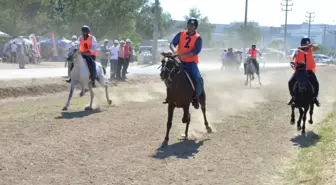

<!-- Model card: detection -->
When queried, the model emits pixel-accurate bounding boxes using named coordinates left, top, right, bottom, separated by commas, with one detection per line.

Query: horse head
left=159, top=52, right=180, bottom=82
left=295, top=63, right=308, bottom=93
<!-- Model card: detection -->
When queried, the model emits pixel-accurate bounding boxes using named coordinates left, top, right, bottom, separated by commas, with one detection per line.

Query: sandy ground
left=0, top=66, right=336, bottom=185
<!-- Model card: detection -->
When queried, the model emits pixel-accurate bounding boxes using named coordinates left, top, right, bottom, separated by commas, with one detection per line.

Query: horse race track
left=1, top=66, right=336, bottom=185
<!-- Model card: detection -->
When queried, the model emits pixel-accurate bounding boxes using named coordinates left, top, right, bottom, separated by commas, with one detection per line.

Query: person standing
left=10, top=41, right=18, bottom=63
left=109, top=40, right=119, bottom=80
left=124, top=39, right=132, bottom=78
left=116, top=40, right=126, bottom=81
left=99, top=39, right=110, bottom=68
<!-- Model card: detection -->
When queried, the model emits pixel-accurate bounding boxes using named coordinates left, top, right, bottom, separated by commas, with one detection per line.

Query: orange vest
left=177, top=31, right=200, bottom=64
left=79, top=35, right=98, bottom=56
left=248, top=49, right=257, bottom=59
left=294, top=48, right=316, bottom=73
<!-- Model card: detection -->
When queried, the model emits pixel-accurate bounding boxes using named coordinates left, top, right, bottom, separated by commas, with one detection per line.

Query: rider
left=164, top=18, right=203, bottom=109
left=225, top=48, right=237, bottom=63
left=287, top=37, right=320, bottom=106
left=66, top=25, right=98, bottom=87
left=244, top=44, right=262, bottom=75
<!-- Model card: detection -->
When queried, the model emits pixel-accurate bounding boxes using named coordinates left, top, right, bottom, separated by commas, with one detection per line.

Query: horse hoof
left=108, top=99, right=112, bottom=105
left=297, top=126, right=301, bottom=131
left=84, top=106, right=93, bottom=111
left=178, top=134, right=188, bottom=140
left=62, top=107, right=68, bottom=111
left=290, top=119, right=295, bottom=125
left=309, top=120, right=313, bottom=124
left=160, top=141, right=168, bottom=148
left=79, top=92, right=85, bottom=97
left=181, top=117, right=189, bottom=123
left=206, top=126, right=212, bottom=133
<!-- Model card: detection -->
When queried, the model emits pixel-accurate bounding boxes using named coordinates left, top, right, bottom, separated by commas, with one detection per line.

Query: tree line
left=0, top=0, right=262, bottom=47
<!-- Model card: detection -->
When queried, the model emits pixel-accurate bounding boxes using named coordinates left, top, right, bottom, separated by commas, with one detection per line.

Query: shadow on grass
left=290, top=131, right=321, bottom=148
left=151, top=139, right=210, bottom=159
left=55, top=108, right=102, bottom=119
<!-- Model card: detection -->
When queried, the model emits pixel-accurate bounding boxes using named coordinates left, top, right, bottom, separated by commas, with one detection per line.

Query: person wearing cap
left=123, top=39, right=132, bottom=78
left=99, top=39, right=110, bottom=68
left=109, top=40, right=119, bottom=79
left=116, top=40, right=126, bottom=80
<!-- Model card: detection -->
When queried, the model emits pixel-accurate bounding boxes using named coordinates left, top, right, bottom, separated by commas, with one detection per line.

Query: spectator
left=99, top=39, right=110, bottom=68
left=116, top=40, right=126, bottom=81
left=109, top=40, right=119, bottom=80
left=10, top=41, right=18, bottom=63
left=124, top=39, right=132, bottom=77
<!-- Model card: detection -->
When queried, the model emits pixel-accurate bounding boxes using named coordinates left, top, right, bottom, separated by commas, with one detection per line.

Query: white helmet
left=126, top=39, right=131, bottom=43
left=120, top=40, right=125, bottom=44
left=72, top=35, right=77, bottom=40
left=104, top=39, right=109, bottom=43
left=114, top=40, right=119, bottom=44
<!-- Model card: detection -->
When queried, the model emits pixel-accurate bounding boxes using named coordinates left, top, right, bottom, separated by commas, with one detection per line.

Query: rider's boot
left=192, top=97, right=200, bottom=109
left=313, top=96, right=321, bottom=107
left=287, top=96, right=295, bottom=105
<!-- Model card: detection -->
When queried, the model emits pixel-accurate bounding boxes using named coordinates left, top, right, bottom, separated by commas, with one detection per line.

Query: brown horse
left=159, top=52, right=212, bottom=148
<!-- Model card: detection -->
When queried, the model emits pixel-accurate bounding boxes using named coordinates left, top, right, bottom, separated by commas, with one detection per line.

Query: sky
left=159, top=0, right=336, bottom=26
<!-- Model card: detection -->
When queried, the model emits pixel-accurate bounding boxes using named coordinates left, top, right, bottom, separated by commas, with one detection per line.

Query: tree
left=0, top=0, right=146, bottom=41
left=135, top=1, right=174, bottom=39
left=181, top=8, right=213, bottom=45
left=227, top=22, right=262, bottom=48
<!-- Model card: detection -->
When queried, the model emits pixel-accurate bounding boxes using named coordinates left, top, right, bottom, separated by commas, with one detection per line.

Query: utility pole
left=322, top=24, right=329, bottom=53
left=152, top=0, right=159, bottom=64
left=305, top=12, right=315, bottom=38
left=281, top=0, right=293, bottom=54
left=243, top=0, right=248, bottom=55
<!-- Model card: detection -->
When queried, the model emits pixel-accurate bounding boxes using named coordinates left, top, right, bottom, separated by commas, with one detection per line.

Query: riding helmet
left=187, top=18, right=198, bottom=29
left=81, top=25, right=90, bottom=32
left=300, top=37, right=311, bottom=46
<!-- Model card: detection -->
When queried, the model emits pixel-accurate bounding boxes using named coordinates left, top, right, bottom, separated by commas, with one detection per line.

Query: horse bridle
left=159, top=55, right=180, bottom=82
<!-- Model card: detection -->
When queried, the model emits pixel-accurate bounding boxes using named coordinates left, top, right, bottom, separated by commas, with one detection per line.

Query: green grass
left=286, top=105, right=336, bottom=185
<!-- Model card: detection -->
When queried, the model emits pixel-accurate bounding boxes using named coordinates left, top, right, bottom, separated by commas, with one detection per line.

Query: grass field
left=286, top=104, right=336, bottom=185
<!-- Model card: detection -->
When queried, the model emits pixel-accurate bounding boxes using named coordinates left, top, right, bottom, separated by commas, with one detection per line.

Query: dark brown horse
left=290, top=63, right=315, bottom=134
left=159, top=52, right=212, bottom=148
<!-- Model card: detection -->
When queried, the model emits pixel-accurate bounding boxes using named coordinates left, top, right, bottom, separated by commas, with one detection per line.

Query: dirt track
left=0, top=66, right=336, bottom=185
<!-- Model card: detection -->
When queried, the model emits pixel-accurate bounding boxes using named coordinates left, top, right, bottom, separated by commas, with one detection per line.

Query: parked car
left=313, top=54, right=333, bottom=64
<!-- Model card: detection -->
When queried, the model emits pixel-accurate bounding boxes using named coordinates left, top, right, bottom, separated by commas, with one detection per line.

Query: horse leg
left=309, top=103, right=314, bottom=124
left=161, top=103, right=175, bottom=148
left=290, top=105, right=295, bottom=125
left=297, top=107, right=303, bottom=131
left=258, top=73, right=262, bottom=86
left=79, top=82, right=86, bottom=97
left=62, top=83, right=75, bottom=111
left=302, top=106, right=309, bottom=134
left=199, top=91, right=212, bottom=133
left=249, top=74, right=252, bottom=87
left=104, top=82, right=112, bottom=105
left=245, top=74, right=248, bottom=86
left=179, top=105, right=191, bottom=140
left=85, top=83, right=94, bottom=111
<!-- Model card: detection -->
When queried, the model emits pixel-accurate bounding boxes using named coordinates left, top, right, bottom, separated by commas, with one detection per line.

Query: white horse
left=62, top=49, right=112, bottom=111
